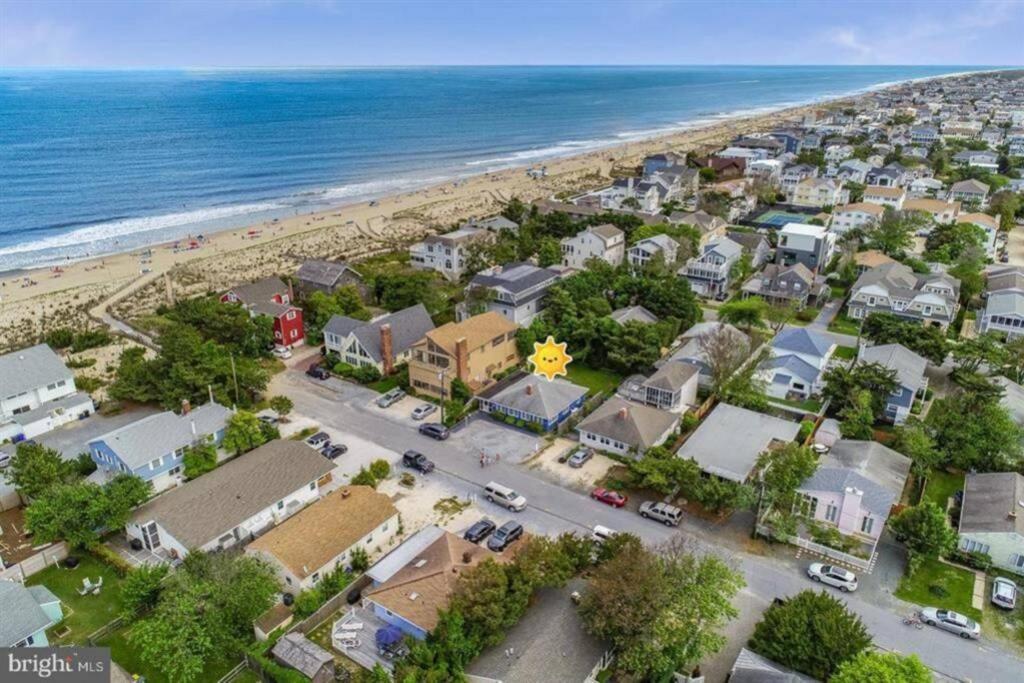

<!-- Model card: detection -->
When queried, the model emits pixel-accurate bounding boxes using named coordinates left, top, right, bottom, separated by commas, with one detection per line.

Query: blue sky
left=2, top=0, right=1022, bottom=68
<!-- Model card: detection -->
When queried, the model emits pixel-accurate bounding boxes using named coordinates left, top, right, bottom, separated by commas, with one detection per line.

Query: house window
left=309, top=482, right=315, bottom=491
left=861, top=516, right=874, bottom=535
left=286, top=311, right=296, bottom=320
left=312, top=572, right=321, bottom=584
left=277, top=500, right=284, bottom=510
left=960, top=539, right=990, bottom=555
left=1012, top=554, right=1024, bottom=569
left=825, top=504, right=839, bottom=523
left=285, top=576, right=292, bottom=585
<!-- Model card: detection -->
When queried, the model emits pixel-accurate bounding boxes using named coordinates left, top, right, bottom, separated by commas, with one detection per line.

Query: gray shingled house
left=323, top=304, right=434, bottom=375
left=957, top=472, right=1024, bottom=575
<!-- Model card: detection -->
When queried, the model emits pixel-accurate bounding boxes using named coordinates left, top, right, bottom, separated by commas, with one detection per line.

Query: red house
left=221, top=277, right=304, bottom=348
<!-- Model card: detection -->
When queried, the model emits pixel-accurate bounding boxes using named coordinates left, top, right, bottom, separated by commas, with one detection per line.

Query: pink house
left=798, top=440, right=911, bottom=544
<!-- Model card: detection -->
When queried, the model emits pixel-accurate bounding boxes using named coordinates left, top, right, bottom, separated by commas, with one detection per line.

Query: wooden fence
left=0, top=541, right=68, bottom=582
left=755, top=522, right=872, bottom=571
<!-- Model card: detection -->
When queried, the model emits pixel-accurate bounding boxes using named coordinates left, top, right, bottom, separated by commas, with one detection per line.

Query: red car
left=591, top=487, right=628, bottom=508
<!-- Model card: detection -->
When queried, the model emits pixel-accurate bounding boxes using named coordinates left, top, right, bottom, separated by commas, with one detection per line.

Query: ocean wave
left=0, top=201, right=287, bottom=258
left=318, top=174, right=452, bottom=201
left=463, top=140, right=608, bottom=167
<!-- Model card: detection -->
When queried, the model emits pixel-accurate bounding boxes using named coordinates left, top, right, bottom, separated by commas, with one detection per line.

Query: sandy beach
left=0, top=84, right=889, bottom=352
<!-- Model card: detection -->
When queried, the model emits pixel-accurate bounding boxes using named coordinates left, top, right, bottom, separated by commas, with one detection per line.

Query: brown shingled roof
left=424, top=312, right=517, bottom=355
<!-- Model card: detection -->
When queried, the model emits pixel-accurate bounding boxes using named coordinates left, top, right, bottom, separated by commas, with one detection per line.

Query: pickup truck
left=402, top=450, right=435, bottom=473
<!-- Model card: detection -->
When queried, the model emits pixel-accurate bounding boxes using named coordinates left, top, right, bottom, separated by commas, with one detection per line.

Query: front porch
left=306, top=604, right=401, bottom=673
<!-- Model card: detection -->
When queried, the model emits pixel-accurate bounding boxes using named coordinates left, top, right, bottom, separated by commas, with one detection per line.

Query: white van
left=591, top=525, right=617, bottom=543
left=484, top=481, right=527, bottom=512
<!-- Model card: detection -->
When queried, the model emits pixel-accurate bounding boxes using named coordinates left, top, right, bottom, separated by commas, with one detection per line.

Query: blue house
left=362, top=526, right=508, bottom=640
left=858, top=344, right=928, bottom=425
left=476, top=372, right=588, bottom=431
left=89, top=402, right=232, bottom=493
left=0, top=580, right=62, bottom=647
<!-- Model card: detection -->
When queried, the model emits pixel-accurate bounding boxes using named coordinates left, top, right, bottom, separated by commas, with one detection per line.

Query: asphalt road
left=275, top=368, right=1024, bottom=682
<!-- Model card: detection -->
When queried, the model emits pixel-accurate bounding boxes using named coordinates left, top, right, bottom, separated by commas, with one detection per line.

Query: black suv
left=463, top=519, right=496, bottom=544
left=486, top=521, right=524, bottom=552
left=402, top=450, right=435, bottom=473
left=306, top=363, right=329, bottom=380
left=418, top=423, right=450, bottom=440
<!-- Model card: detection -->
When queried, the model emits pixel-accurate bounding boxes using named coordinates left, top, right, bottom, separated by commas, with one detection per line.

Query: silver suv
left=638, top=501, right=682, bottom=527
left=376, top=388, right=405, bottom=408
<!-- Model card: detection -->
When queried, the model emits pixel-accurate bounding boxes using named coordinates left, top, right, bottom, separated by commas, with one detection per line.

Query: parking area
left=449, top=418, right=543, bottom=464
left=522, top=438, right=617, bottom=491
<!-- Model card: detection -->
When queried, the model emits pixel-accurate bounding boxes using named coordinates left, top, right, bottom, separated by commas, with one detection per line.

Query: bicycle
left=902, top=613, right=924, bottom=629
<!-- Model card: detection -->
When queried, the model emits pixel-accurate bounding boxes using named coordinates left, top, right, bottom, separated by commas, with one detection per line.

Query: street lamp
left=438, top=369, right=448, bottom=424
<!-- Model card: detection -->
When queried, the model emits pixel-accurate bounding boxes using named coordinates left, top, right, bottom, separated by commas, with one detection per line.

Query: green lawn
left=99, top=625, right=241, bottom=683
left=895, top=557, right=981, bottom=622
left=367, top=374, right=403, bottom=394
left=921, top=470, right=964, bottom=509
left=833, top=345, right=857, bottom=361
left=828, top=314, right=861, bottom=336
left=565, top=364, right=622, bottom=396
left=27, top=553, right=126, bottom=645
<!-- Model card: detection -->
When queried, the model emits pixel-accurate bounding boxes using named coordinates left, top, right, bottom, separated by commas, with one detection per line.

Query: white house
left=862, top=185, right=906, bottom=210
left=977, top=266, right=1024, bottom=340
left=903, top=198, right=961, bottom=225
left=831, top=203, right=884, bottom=235
left=791, top=177, right=846, bottom=208
left=246, top=486, right=399, bottom=591
left=560, top=223, right=625, bottom=270
left=628, top=234, right=680, bottom=269
left=0, top=344, right=94, bottom=442
left=409, top=227, right=492, bottom=281
left=679, top=237, right=743, bottom=299
left=848, top=261, right=960, bottom=329
left=958, top=212, right=998, bottom=258
left=958, top=473, right=1024, bottom=576
left=125, top=440, right=334, bottom=560
left=576, top=397, right=678, bottom=457
left=757, top=327, right=836, bottom=400
left=323, top=304, right=435, bottom=374
left=460, top=262, right=562, bottom=326
left=776, top=222, right=836, bottom=271
left=0, top=581, right=63, bottom=648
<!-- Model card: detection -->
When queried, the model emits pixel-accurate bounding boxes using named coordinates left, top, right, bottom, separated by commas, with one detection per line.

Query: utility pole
left=438, top=370, right=447, bottom=424
left=230, top=353, right=239, bottom=406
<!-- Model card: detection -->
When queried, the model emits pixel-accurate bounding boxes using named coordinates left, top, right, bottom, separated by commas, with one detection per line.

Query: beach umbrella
left=375, top=625, right=403, bottom=649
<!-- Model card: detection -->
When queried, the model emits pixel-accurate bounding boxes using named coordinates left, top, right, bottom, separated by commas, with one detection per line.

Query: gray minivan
left=484, top=481, right=527, bottom=512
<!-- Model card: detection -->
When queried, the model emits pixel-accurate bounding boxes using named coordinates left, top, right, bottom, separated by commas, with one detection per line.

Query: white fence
left=0, top=541, right=69, bottom=582
left=756, top=523, right=872, bottom=571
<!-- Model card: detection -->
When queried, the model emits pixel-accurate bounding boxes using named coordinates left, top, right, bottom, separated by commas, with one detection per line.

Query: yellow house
left=408, top=312, right=520, bottom=399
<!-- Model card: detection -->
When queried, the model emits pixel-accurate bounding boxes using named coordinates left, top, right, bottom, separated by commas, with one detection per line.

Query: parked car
left=591, top=487, right=628, bottom=508
left=487, top=521, right=524, bottom=552
left=566, top=447, right=593, bottom=468
left=402, top=449, right=435, bottom=474
left=638, top=501, right=682, bottom=527
left=418, top=423, right=450, bottom=440
left=272, top=346, right=292, bottom=360
left=463, top=519, right=497, bottom=544
left=806, top=563, right=858, bottom=592
left=258, top=414, right=279, bottom=426
left=322, top=444, right=348, bottom=460
left=484, top=481, right=527, bottom=512
left=591, top=525, right=617, bottom=544
left=0, top=451, right=11, bottom=469
left=376, top=388, right=406, bottom=408
left=919, top=608, right=981, bottom=639
left=411, top=403, right=437, bottom=420
left=991, top=577, right=1018, bottom=610
left=306, top=432, right=331, bottom=449
left=306, top=363, right=329, bottom=380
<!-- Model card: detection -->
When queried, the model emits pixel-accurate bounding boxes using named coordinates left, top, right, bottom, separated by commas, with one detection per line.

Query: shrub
left=45, top=328, right=75, bottom=349
left=352, top=365, right=382, bottom=384
left=333, top=362, right=355, bottom=376
left=796, top=419, right=815, bottom=442
left=350, top=546, right=370, bottom=572
left=369, top=459, right=391, bottom=481
left=293, top=590, right=323, bottom=618
left=268, top=395, right=293, bottom=416
left=74, top=452, right=97, bottom=476
left=350, top=468, right=377, bottom=487
left=70, top=329, right=112, bottom=353
left=75, top=375, right=106, bottom=393
left=948, top=549, right=992, bottom=572
left=399, top=472, right=415, bottom=488
left=795, top=308, right=817, bottom=323
left=91, top=544, right=133, bottom=578
left=66, top=357, right=97, bottom=369
left=120, top=564, right=169, bottom=621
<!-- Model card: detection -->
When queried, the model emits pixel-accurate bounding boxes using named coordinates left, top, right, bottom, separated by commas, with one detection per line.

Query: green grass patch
left=767, top=396, right=823, bottom=412
left=828, top=314, right=861, bottom=336
left=830, top=284, right=850, bottom=299
left=920, top=469, right=964, bottom=508
left=367, top=374, right=403, bottom=394
left=895, top=557, right=981, bottom=622
left=27, top=553, right=126, bottom=645
left=565, top=364, right=622, bottom=396
left=99, top=625, right=241, bottom=683
left=833, top=345, right=857, bottom=360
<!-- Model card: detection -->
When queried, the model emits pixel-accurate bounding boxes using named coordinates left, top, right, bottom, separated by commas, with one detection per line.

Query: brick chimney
left=455, top=337, right=470, bottom=382
left=380, top=323, right=394, bottom=376
left=617, top=406, right=628, bottom=419
left=287, top=280, right=295, bottom=305
left=526, top=383, right=533, bottom=396
left=181, top=399, right=191, bottom=415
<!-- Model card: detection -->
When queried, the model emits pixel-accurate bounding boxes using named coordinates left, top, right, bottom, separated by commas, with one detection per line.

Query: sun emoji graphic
left=528, top=336, right=572, bottom=381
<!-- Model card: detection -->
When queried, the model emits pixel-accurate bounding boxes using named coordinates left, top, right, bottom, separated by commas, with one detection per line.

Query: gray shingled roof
left=272, top=633, right=333, bottom=677
left=577, top=397, right=679, bottom=450
left=645, top=362, right=699, bottom=392
left=761, top=354, right=821, bottom=384
left=0, top=344, right=73, bottom=399
left=227, top=277, right=288, bottom=304
left=729, top=648, right=815, bottom=683
left=610, top=306, right=659, bottom=325
left=677, top=403, right=800, bottom=482
left=800, top=440, right=910, bottom=517
left=467, top=262, right=559, bottom=295
left=772, top=327, right=833, bottom=359
left=130, top=440, right=334, bottom=549
left=480, top=374, right=587, bottom=421
left=853, top=261, right=960, bottom=302
left=985, top=291, right=1024, bottom=317
left=324, top=304, right=434, bottom=363
left=0, top=580, right=58, bottom=647
left=994, top=376, right=1024, bottom=426
left=89, top=402, right=232, bottom=470
left=858, top=343, right=927, bottom=391
left=295, top=260, right=361, bottom=289
left=959, top=472, right=1024, bottom=536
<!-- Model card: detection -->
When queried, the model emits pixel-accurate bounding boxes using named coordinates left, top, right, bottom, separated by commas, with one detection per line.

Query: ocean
left=0, top=65, right=983, bottom=271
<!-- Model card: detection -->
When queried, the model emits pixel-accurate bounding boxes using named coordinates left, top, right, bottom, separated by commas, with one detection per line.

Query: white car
left=411, top=403, right=437, bottom=420
left=272, top=346, right=292, bottom=359
left=920, top=607, right=981, bottom=639
left=991, top=577, right=1018, bottom=610
left=806, top=563, right=858, bottom=592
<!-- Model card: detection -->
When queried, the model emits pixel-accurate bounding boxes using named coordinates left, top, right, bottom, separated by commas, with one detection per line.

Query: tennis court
left=749, top=208, right=815, bottom=229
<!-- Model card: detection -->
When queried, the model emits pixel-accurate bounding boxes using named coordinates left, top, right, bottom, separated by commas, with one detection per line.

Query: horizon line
left=1, top=63, right=1019, bottom=71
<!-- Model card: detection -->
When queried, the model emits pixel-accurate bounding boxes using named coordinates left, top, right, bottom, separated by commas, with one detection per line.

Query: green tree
left=131, top=586, right=213, bottom=683
left=222, top=410, right=267, bottom=455
left=349, top=546, right=369, bottom=572
left=105, top=473, right=152, bottom=523
left=839, top=389, right=876, bottom=439
left=120, top=564, right=170, bottom=621
left=831, top=651, right=931, bottom=683
left=860, top=313, right=949, bottom=364
left=718, top=296, right=767, bottom=330
left=989, top=190, right=1021, bottom=231
left=758, top=443, right=818, bottom=510
left=748, top=590, right=871, bottom=680
left=890, top=502, right=957, bottom=558
left=891, top=419, right=941, bottom=478
left=3, top=442, right=77, bottom=499
left=268, top=395, right=294, bottom=417
left=951, top=332, right=1008, bottom=375
left=183, top=443, right=218, bottom=479
left=868, top=208, right=928, bottom=256
left=26, top=482, right=111, bottom=548
left=536, top=237, right=562, bottom=267
left=924, top=221, right=985, bottom=264
left=926, top=391, right=1022, bottom=471
left=581, top=538, right=743, bottom=680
